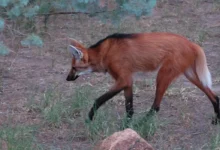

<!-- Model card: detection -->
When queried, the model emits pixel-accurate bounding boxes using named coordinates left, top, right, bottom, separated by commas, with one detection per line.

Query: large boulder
left=95, top=128, right=154, bottom=150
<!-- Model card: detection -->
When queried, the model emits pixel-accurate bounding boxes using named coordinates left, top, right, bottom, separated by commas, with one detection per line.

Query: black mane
left=89, top=33, right=135, bottom=49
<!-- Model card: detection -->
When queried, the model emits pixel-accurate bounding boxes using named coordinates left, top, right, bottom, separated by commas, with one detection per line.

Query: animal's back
left=104, top=32, right=197, bottom=73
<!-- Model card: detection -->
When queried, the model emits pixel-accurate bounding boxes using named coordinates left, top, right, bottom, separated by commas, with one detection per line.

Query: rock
left=95, top=128, right=154, bottom=150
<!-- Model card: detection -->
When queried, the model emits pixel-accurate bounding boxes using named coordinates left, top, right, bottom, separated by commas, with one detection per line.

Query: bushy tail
left=194, top=44, right=212, bottom=88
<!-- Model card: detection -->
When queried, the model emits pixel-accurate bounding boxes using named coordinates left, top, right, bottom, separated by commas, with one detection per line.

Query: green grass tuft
left=0, top=125, right=42, bottom=150
left=210, top=133, right=220, bottom=150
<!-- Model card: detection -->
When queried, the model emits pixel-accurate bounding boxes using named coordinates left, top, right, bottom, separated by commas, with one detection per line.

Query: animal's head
left=66, top=38, right=91, bottom=81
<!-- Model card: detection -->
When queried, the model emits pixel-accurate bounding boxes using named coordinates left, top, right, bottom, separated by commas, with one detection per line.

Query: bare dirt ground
left=1, top=0, right=220, bottom=149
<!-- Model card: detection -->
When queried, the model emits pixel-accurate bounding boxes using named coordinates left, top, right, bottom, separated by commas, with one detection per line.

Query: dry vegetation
left=1, top=0, right=220, bottom=149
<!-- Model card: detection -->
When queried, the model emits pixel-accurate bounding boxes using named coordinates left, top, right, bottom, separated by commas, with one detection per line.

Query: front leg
left=124, top=86, right=133, bottom=119
left=88, top=89, right=122, bottom=120
left=88, top=74, right=133, bottom=120
left=88, top=66, right=133, bottom=120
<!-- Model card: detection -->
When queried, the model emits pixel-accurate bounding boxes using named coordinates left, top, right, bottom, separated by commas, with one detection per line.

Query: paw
left=146, top=109, right=157, bottom=117
left=88, top=110, right=95, bottom=121
left=211, top=117, right=220, bottom=125
left=88, top=113, right=93, bottom=121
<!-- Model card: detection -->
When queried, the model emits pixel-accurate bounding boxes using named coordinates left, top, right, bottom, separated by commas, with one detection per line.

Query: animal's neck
left=88, top=48, right=106, bottom=72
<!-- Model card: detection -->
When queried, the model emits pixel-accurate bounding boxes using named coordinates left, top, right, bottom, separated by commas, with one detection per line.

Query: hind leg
left=184, top=69, right=220, bottom=123
left=151, top=65, right=181, bottom=112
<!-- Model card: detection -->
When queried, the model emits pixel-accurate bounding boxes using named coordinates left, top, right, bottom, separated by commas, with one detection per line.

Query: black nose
left=66, top=75, right=79, bottom=81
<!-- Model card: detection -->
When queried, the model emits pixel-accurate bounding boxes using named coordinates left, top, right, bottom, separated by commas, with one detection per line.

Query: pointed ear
left=68, top=38, right=84, bottom=48
left=68, top=45, right=83, bottom=60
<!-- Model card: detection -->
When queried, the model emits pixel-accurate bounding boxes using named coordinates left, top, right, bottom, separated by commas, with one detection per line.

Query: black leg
left=145, top=106, right=158, bottom=117
left=151, top=105, right=160, bottom=112
left=88, top=89, right=122, bottom=120
left=210, top=96, right=220, bottom=125
left=124, top=86, right=134, bottom=119
left=215, top=96, right=220, bottom=118
left=212, top=96, right=220, bottom=118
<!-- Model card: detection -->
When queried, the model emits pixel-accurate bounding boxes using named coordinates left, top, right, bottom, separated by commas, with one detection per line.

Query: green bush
left=0, top=42, right=9, bottom=56
left=0, top=0, right=157, bottom=55
left=21, top=34, right=43, bottom=48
